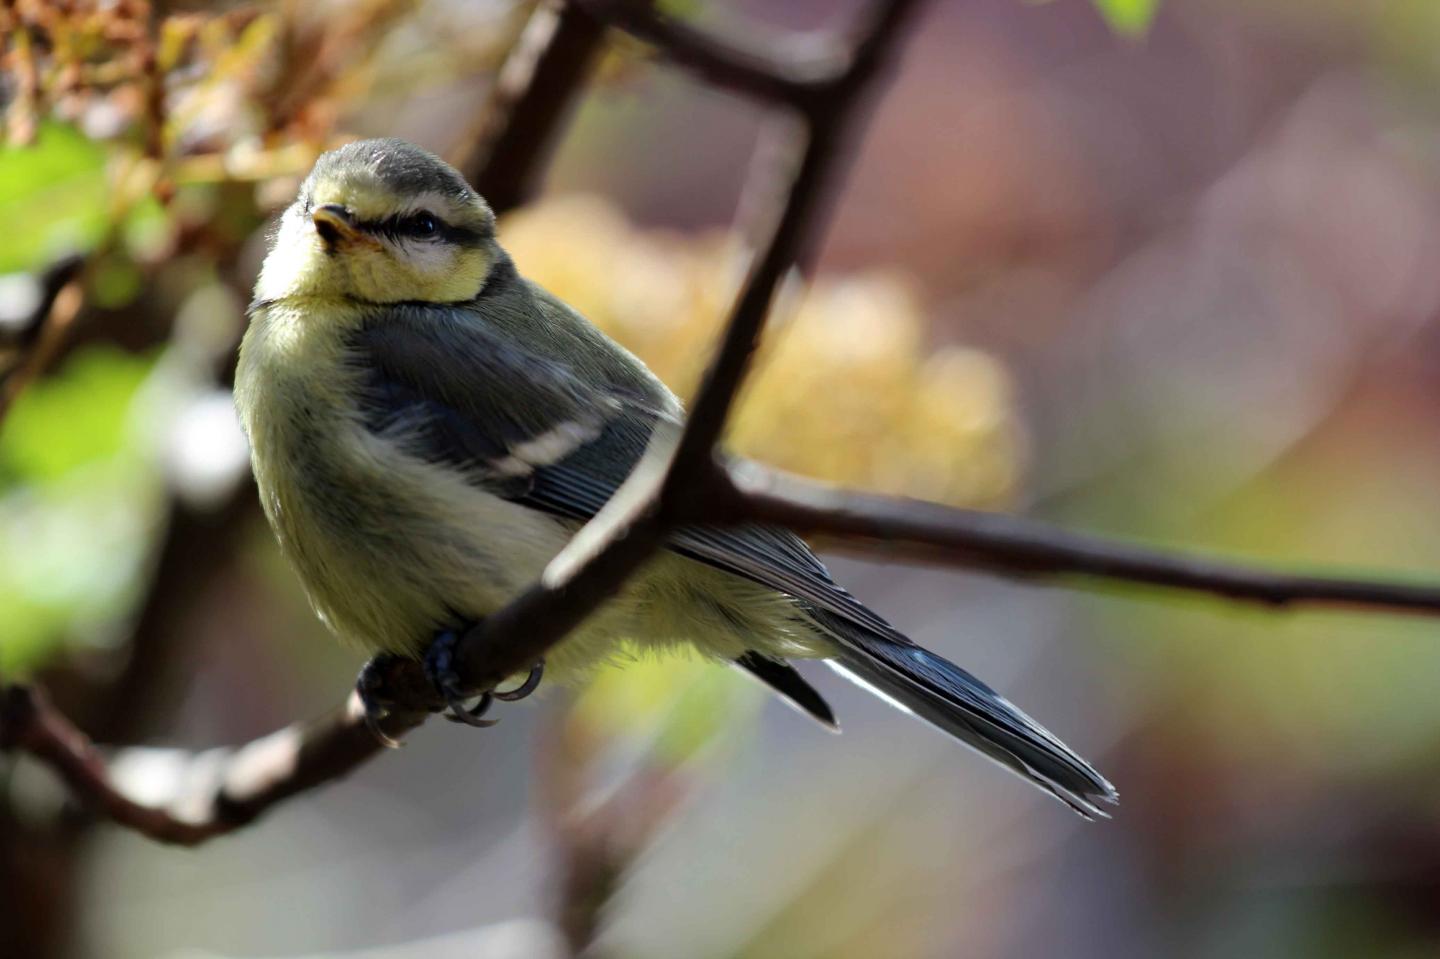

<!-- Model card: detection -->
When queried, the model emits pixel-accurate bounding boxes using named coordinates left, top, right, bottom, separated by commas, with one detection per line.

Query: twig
left=538, top=700, right=690, bottom=957
left=0, top=254, right=85, bottom=350
left=719, top=459, right=1440, bottom=617
left=87, top=480, right=265, bottom=740
left=0, top=684, right=428, bottom=847
left=663, top=0, right=924, bottom=479
left=0, top=254, right=86, bottom=424
left=455, top=0, right=608, bottom=215
left=576, top=0, right=842, bottom=106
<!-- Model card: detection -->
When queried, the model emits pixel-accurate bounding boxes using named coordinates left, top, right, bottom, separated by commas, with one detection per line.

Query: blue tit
left=235, top=138, right=1117, bottom=817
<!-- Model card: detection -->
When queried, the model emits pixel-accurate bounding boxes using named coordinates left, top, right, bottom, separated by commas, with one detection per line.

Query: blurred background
left=6, top=0, right=1440, bottom=956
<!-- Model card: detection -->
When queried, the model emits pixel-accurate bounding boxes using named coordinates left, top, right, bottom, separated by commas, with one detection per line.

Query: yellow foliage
left=502, top=195, right=1026, bottom=509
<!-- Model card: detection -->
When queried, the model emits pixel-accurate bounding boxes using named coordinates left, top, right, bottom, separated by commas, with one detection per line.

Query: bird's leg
left=423, top=628, right=497, bottom=727
left=355, top=653, right=406, bottom=748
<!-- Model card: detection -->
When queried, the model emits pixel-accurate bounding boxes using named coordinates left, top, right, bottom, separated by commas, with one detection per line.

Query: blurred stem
left=0, top=258, right=86, bottom=425
left=455, top=0, right=608, bottom=215
left=574, top=0, right=845, bottom=105
left=4, top=22, right=40, bottom=145
left=538, top=705, right=687, bottom=959
left=82, top=490, right=258, bottom=742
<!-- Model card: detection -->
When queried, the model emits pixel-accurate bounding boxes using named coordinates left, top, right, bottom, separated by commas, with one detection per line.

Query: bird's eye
left=408, top=212, right=439, bottom=238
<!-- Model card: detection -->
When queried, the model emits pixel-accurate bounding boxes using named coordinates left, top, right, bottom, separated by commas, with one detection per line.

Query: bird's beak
left=312, top=204, right=363, bottom=249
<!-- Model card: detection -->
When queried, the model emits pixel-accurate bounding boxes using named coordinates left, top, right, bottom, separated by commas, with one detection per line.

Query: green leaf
left=0, top=346, right=154, bottom=483
left=1091, top=0, right=1160, bottom=36
left=0, top=123, right=109, bottom=273
left=0, top=474, right=156, bottom=674
left=0, top=347, right=161, bottom=674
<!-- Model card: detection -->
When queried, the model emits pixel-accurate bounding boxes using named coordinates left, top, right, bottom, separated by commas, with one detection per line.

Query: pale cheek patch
left=399, top=241, right=458, bottom=278
left=394, top=243, right=491, bottom=303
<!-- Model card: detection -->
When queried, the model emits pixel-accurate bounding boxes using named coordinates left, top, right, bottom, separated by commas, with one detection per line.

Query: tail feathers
left=824, top=624, right=1117, bottom=819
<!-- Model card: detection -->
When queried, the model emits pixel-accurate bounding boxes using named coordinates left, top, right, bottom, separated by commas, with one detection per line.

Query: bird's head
left=256, top=138, right=501, bottom=305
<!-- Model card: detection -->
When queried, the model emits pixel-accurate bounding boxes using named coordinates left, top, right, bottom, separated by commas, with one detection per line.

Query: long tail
left=817, top=614, right=1118, bottom=818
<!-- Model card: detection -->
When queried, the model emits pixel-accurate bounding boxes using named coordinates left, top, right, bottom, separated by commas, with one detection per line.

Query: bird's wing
left=345, top=304, right=898, bottom=640
left=346, top=304, right=628, bottom=501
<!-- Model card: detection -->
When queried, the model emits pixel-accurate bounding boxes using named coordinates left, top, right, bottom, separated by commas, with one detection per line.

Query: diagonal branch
left=448, top=0, right=926, bottom=697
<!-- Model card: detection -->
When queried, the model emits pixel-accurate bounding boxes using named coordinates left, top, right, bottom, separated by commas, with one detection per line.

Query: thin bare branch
left=0, top=254, right=86, bottom=424
left=662, top=0, right=925, bottom=482
left=0, top=684, right=429, bottom=847
left=576, top=0, right=842, bottom=106
left=0, top=253, right=84, bottom=351
left=455, top=0, right=608, bottom=215
left=719, top=460, right=1440, bottom=617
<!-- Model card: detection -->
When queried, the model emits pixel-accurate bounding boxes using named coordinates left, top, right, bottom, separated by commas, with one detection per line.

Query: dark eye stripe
left=359, top=213, right=488, bottom=248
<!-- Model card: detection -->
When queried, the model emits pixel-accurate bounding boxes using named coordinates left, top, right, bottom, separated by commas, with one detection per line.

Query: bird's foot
left=424, top=628, right=497, bottom=727
left=355, top=653, right=406, bottom=748
left=421, top=628, right=547, bottom=727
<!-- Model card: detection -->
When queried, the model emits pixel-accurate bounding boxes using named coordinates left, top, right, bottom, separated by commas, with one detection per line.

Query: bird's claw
left=443, top=691, right=496, bottom=726
left=356, top=654, right=405, bottom=748
left=493, top=659, right=545, bottom=702
left=424, top=629, right=498, bottom=727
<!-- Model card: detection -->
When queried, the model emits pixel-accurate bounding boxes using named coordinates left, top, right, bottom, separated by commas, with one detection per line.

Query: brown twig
left=0, top=684, right=428, bottom=847
left=0, top=254, right=86, bottom=424
left=455, top=0, right=608, bottom=215
left=575, top=0, right=842, bottom=106
left=719, top=459, right=1440, bottom=617
left=0, top=254, right=85, bottom=351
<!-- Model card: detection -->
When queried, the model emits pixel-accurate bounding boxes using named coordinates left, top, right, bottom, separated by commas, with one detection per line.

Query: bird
left=235, top=138, right=1118, bottom=818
